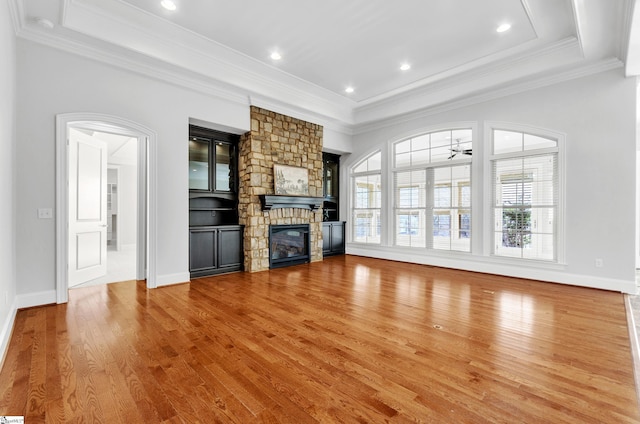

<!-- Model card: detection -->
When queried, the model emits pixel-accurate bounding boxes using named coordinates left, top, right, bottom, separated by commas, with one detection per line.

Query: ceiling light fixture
left=496, top=23, right=511, bottom=33
left=345, top=87, right=354, bottom=94
left=270, top=52, right=282, bottom=60
left=35, top=18, right=54, bottom=29
left=161, top=0, right=177, bottom=11
left=400, top=63, right=411, bottom=71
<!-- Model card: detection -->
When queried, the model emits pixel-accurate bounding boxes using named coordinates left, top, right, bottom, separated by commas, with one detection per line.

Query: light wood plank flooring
left=1, top=255, right=639, bottom=423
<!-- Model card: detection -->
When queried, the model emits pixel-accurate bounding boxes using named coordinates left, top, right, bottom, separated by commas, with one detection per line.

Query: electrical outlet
left=37, top=208, right=53, bottom=219
left=595, top=258, right=604, bottom=268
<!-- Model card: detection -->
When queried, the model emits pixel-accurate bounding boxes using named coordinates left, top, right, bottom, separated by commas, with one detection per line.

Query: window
left=458, top=182, right=471, bottom=239
left=491, top=129, right=559, bottom=261
left=393, top=129, right=472, bottom=251
left=352, top=152, right=382, bottom=243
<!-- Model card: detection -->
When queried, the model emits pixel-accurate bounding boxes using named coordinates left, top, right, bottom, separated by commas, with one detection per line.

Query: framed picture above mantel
left=274, top=164, right=309, bottom=196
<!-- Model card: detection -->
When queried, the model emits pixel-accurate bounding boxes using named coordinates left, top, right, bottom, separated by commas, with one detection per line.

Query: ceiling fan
left=448, top=139, right=472, bottom=159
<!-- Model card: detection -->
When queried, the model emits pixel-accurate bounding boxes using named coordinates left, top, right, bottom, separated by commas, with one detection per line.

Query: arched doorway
left=55, top=113, right=158, bottom=303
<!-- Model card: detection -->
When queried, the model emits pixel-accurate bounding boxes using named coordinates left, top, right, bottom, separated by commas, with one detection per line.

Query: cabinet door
left=189, top=139, right=210, bottom=191
left=217, top=227, right=243, bottom=268
left=214, top=143, right=233, bottom=193
left=322, top=223, right=332, bottom=254
left=330, top=222, right=345, bottom=253
left=190, top=229, right=216, bottom=271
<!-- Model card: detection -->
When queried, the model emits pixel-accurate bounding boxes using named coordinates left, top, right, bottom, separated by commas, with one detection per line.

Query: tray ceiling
left=12, top=0, right=634, bottom=125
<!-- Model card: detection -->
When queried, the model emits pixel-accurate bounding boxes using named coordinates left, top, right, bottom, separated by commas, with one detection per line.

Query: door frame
left=56, top=113, right=158, bottom=303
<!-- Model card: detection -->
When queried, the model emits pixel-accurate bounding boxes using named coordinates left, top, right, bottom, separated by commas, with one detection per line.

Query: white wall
left=0, top=0, right=17, bottom=365
left=347, top=69, right=638, bottom=293
left=106, top=166, right=137, bottom=247
left=15, top=39, right=251, bottom=299
left=118, top=164, right=138, bottom=247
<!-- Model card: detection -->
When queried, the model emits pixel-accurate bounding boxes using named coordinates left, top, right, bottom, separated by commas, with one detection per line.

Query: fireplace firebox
left=269, top=224, right=310, bottom=269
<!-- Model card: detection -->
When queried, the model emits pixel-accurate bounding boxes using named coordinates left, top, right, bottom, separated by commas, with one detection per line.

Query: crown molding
left=623, top=0, right=640, bottom=76
left=356, top=34, right=578, bottom=109
left=7, top=0, right=24, bottom=35
left=17, top=26, right=250, bottom=106
left=16, top=24, right=357, bottom=135
left=353, top=57, right=623, bottom=135
left=520, top=0, right=539, bottom=39
left=354, top=37, right=583, bottom=125
left=569, top=0, right=586, bottom=58
left=61, top=0, right=355, bottom=123
left=357, top=37, right=580, bottom=110
left=620, top=0, right=635, bottom=62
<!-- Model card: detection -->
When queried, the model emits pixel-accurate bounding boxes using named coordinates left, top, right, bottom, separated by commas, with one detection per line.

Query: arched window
left=490, top=127, right=561, bottom=261
left=351, top=151, right=382, bottom=244
left=392, top=128, right=473, bottom=251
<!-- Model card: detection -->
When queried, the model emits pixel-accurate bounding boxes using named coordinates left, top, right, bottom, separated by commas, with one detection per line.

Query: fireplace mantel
left=259, top=195, right=323, bottom=211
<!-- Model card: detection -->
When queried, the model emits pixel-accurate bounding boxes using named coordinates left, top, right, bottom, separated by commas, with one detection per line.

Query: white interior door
left=68, top=128, right=108, bottom=287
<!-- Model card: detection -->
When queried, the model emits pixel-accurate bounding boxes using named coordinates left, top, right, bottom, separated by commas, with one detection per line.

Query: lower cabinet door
left=218, top=227, right=243, bottom=269
left=322, top=221, right=345, bottom=257
left=330, top=222, right=345, bottom=254
left=322, top=223, right=332, bottom=254
left=190, top=228, right=217, bottom=271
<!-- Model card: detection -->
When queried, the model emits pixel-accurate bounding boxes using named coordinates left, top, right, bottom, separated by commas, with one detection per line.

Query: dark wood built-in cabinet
left=322, top=221, right=345, bottom=256
left=322, top=152, right=345, bottom=256
left=189, top=125, right=243, bottom=277
left=322, top=152, right=340, bottom=222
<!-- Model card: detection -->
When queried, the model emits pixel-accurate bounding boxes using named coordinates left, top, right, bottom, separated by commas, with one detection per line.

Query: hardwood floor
left=1, top=255, right=638, bottom=423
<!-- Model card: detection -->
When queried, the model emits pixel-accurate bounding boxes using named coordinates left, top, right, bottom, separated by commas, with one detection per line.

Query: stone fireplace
left=238, top=106, right=324, bottom=272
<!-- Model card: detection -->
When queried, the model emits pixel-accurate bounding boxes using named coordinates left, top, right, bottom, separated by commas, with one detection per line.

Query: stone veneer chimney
left=238, top=106, right=324, bottom=272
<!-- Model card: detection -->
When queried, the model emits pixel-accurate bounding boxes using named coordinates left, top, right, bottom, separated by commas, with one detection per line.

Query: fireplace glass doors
left=269, top=224, right=310, bottom=268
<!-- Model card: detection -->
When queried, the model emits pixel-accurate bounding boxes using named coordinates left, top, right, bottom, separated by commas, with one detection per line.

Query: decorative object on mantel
left=259, top=195, right=323, bottom=211
left=274, top=164, right=309, bottom=196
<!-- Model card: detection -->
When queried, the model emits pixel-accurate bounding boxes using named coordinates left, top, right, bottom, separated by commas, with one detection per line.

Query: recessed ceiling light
left=496, top=23, right=511, bottom=33
left=400, top=63, right=411, bottom=71
left=161, top=0, right=177, bottom=11
left=345, top=87, right=354, bottom=94
left=270, top=52, right=282, bottom=60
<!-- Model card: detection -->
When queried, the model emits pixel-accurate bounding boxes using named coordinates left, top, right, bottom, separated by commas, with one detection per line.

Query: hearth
left=269, top=224, right=310, bottom=269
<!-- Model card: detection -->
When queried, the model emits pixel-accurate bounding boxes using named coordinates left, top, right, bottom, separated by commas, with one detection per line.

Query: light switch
left=38, top=208, right=53, bottom=219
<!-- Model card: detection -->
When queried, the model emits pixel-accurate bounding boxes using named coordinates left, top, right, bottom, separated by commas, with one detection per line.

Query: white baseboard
left=0, top=299, right=17, bottom=372
left=155, top=272, right=191, bottom=287
left=16, top=290, right=57, bottom=309
left=346, top=246, right=637, bottom=294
